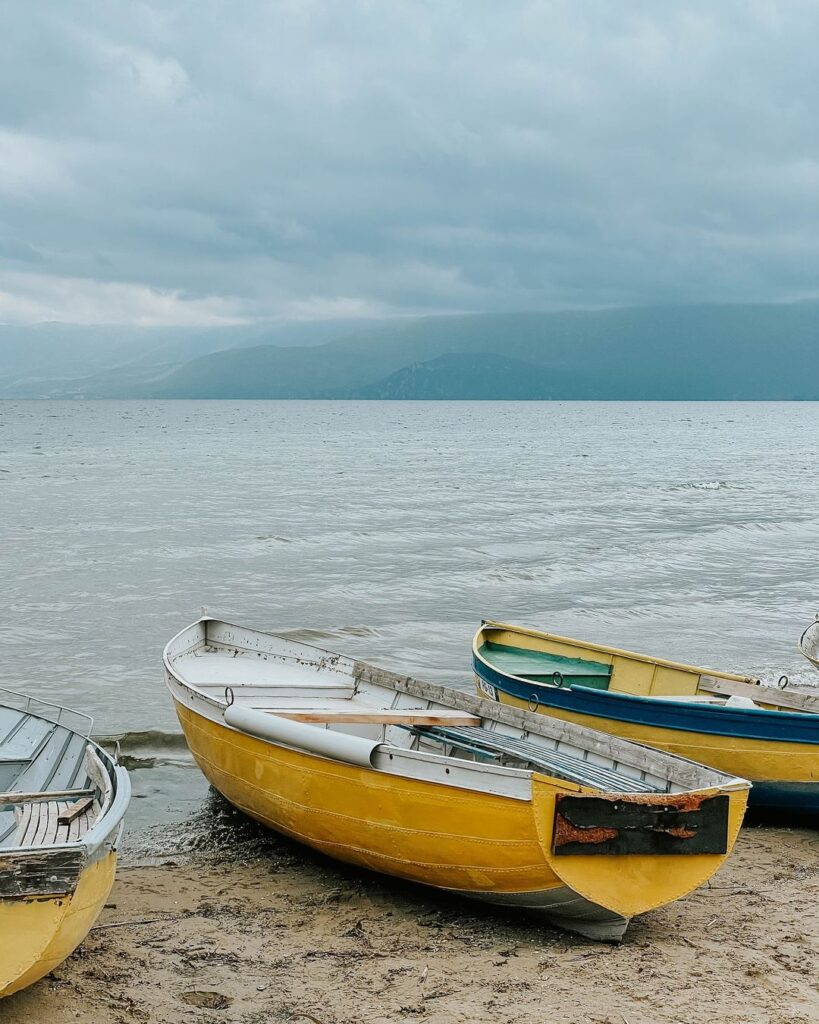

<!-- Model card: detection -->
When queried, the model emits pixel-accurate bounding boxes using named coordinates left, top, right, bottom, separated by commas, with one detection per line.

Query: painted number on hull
left=477, top=679, right=498, bottom=701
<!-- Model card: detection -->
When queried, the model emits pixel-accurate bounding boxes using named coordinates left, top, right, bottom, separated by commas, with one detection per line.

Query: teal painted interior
left=481, top=642, right=612, bottom=691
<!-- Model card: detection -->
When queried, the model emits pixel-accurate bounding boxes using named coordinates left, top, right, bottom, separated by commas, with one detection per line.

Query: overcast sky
left=1, top=1, right=818, bottom=326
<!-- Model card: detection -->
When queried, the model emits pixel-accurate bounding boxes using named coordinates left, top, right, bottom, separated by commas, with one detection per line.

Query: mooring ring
left=225, top=686, right=235, bottom=706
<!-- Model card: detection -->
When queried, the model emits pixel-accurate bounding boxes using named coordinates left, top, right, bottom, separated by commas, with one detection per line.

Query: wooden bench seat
left=13, top=793, right=98, bottom=848
left=699, top=677, right=819, bottom=714
left=0, top=788, right=95, bottom=807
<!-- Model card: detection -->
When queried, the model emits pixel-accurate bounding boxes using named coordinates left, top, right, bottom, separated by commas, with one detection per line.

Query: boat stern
left=530, top=776, right=748, bottom=921
left=0, top=850, right=118, bottom=998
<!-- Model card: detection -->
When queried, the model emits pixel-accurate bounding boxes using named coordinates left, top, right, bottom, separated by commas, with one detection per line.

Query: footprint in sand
left=177, top=991, right=234, bottom=1010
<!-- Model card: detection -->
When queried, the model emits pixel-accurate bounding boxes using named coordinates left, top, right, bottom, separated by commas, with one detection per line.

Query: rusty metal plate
left=553, top=792, right=730, bottom=856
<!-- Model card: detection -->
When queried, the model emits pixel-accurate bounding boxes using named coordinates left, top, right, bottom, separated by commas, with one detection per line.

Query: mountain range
left=1, top=300, right=818, bottom=399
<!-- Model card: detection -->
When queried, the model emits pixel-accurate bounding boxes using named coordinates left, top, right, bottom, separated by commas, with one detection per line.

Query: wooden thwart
left=0, top=787, right=95, bottom=807
left=699, top=677, right=819, bottom=714
left=270, top=709, right=481, bottom=726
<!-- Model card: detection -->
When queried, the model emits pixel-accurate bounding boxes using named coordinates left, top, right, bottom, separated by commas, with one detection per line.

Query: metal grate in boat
left=413, top=725, right=659, bottom=794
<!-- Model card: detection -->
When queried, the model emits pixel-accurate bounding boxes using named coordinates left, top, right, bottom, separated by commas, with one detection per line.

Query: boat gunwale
left=164, top=618, right=750, bottom=797
left=0, top=685, right=94, bottom=737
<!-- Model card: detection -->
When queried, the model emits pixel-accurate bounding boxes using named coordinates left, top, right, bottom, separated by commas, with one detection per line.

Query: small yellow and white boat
left=0, top=689, right=130, bottom=999
left=165, top=617, right=749, bottom=941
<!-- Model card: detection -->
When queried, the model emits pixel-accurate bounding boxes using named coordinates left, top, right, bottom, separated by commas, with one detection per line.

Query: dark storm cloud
left=0, top=1, right=818, bottom=324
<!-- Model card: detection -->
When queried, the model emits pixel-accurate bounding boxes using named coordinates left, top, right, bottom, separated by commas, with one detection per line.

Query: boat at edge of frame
left=473, top=619, right=819, bottom=814
left=0, top=689, right=130, bottom=998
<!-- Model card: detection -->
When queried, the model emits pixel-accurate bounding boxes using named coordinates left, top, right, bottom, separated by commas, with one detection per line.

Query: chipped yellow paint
left=0, top=852, right=117, bottom=998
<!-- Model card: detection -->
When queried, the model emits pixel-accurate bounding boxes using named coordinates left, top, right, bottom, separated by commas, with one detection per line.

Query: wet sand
left=5, top=816, right=819, bottom=1024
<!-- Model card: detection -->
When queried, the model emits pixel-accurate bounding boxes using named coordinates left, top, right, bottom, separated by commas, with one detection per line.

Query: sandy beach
left=5, top=809, right=819, bottom=1024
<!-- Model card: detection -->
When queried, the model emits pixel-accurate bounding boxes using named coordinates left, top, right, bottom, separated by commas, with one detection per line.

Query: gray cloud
left=0, top=0, right=818, bottom=324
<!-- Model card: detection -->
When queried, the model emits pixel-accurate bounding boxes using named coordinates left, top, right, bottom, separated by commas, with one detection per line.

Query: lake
left=2, top=400, right=818, bottom=832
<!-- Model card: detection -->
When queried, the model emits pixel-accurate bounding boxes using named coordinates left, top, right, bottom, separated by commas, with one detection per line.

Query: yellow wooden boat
left=474, top=620, right=819, bottom=813
left=0, top=689, right=130, bottom=999
left=165, top=617, right=749, bottom=941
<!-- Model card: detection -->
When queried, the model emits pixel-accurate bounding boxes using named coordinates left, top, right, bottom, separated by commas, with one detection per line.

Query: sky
left=1, top=0, right=818, bottom=326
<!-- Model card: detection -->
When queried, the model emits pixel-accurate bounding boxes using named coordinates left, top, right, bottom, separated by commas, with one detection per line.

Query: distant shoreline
left=3, top=301, right=818, bottom=399
left=4, top=396, right=819, bottom=402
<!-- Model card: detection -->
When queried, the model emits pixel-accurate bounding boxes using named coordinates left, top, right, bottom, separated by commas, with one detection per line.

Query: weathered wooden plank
left=699, top=676, right=819, bottom=713
left=271, top=709, right=481, bottom=726
left=14, top=802, right=33, bottom=847
left=23, top=804, right=45, bottom=848
left=57, top=797, right=94, bottom=826
left=83, top=746, right=113, bottom=816
left=68, top=800, right=94, bottom=842
left=21, top=804, right=39, bottom=846
left=0, top=788, right=95, bottom=807
left=55, top=801, right=71, bottom=844
left=0, top=847, right=84, bottom=897
left=355, top=662, right=730, bottom=791
left=47, top=801, right=62, bottom=843
left=34, top=801, right=53, bottom=847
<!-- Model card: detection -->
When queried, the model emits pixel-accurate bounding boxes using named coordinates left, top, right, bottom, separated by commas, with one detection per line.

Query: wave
left=282, top=624, right=383, bottom=642
left=672, top=480, right=731, bottom=491
left=96, top=729, right=189, bottom=752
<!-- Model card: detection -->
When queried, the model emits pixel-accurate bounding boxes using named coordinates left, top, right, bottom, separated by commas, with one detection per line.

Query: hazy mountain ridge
left=0, top=319, right=375, bottom=398
left=340, top=353, right=570, bottom=399
left=143, top=301, right=819, bottom=400
left=2, top=301, right=818, bottom=399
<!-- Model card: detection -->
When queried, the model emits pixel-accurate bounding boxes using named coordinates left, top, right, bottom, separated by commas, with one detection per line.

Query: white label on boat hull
left=477, top=678, right=498, bottom=701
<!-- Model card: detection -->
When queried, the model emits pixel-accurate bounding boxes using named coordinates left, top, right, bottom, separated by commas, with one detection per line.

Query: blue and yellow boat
left=474, top=621, right=819, bottom=814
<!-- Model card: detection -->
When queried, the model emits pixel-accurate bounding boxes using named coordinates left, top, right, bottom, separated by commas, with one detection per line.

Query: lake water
left=2, top=400, right=818, bottom=835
